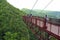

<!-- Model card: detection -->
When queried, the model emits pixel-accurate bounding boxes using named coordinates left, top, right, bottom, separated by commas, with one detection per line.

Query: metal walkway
left=23, top=16, right=60, bottom=40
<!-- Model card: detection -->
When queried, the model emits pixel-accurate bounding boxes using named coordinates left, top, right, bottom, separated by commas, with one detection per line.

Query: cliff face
left=0, top=0, right=29, bottom=40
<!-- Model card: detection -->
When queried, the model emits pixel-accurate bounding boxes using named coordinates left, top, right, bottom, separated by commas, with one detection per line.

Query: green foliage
left=4, top=32, right=20, bottom=40
left=28, top=29, right=38, bottom=40
left=0, top=0, right=29, bottom=40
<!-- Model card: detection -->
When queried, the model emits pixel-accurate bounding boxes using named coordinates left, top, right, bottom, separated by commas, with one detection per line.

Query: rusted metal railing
left=23, top=16, right=60, bottom=40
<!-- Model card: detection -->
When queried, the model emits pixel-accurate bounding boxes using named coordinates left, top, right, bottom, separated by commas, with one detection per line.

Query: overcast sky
left=7, top=0, right=60, bottom=11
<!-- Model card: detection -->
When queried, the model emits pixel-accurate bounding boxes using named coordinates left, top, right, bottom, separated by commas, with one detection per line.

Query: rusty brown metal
left=23, top=16, right=60, bottom=40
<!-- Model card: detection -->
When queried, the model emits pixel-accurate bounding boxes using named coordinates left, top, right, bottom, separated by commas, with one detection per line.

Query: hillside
left=0, top=0, right=29, bottom=40
left=22, top=8, right=60, bottom=19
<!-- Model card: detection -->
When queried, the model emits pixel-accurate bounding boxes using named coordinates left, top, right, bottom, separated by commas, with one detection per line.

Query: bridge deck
left=23, top=16, right=60, bottom=40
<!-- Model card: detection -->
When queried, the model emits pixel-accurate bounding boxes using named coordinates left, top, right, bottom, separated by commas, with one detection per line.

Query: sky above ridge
left=7, top=0, right=60, bottom=11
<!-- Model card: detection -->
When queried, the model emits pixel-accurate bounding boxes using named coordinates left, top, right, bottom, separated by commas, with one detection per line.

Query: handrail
left=23, top=16, right=60, bottom=40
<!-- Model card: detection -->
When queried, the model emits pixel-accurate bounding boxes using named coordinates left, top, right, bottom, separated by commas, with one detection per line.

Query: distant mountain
left=47, top=11, right=60, bottom=19
left=22, top=8, right=60, bottom=19
left=22, top=8, right=38, bottom=16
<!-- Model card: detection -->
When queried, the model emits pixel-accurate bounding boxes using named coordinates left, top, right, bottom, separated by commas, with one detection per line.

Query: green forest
left=0, top=0, right=31, bottom=40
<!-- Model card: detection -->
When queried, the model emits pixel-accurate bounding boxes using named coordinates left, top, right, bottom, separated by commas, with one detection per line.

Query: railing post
left=58, top=26, right=59, bottom=36
left=29, top=17, right=32, bottom=29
